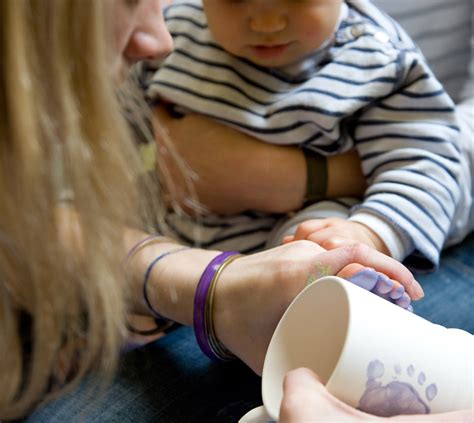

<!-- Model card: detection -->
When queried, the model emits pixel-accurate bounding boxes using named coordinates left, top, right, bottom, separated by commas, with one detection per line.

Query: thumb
left=283, top=367, right=324, bottom=393
left=279, top=368, right=328, bottom=422
left=280, top=368, right=369, bottom=422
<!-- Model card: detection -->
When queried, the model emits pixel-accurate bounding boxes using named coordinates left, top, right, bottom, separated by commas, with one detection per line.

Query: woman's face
left=112, top=0, right=173, bottom=81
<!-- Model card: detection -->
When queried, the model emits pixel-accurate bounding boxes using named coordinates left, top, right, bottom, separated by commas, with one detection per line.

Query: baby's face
left=203, top=0, right=342, bottom=68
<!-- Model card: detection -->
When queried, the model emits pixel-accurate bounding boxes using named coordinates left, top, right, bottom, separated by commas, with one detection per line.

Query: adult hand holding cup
left=240, top=276, right=474, bottom=422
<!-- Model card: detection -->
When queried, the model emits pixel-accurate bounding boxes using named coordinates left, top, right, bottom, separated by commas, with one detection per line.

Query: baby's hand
left=283, top=217, right=390, bottom=255
left=338, top=263, right=413, bottom=310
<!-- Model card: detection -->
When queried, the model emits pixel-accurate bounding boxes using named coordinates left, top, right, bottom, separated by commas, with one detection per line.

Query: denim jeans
left=26, top=234, right=474, bottom=422
left=413, top=233, right=474, bottom=333
left=26, top=325, right=261, bottom=423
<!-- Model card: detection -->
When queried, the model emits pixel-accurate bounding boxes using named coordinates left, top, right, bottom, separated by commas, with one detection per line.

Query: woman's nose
left=124, top=1, right=174, bottom=63
left=125, top=25, right=173, bottom=62
left=250, top=11, right=287, bottom=33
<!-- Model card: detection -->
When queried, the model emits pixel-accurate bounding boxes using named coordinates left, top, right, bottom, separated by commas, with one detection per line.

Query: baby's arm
left=350, top=54, right=462, bottom=270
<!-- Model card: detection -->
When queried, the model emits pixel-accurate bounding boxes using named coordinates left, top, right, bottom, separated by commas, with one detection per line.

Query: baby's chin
left=240, top=53, right=302, bottom=69
left=241, top=48, right=314, bottom=69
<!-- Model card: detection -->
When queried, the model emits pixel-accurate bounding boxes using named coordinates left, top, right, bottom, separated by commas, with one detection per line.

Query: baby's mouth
left=250, top=42, right=291, bottom=58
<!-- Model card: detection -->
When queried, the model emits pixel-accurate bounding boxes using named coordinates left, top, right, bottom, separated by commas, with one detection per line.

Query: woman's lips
left=250, top=43, right=291, bottom=58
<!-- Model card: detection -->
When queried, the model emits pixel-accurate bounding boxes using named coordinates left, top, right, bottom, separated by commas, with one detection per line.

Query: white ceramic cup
left=239, top=276, right=474, bottom=422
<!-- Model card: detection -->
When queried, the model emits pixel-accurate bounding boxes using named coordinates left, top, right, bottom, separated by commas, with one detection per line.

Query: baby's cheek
left=298, top=25, right=332, bottom=50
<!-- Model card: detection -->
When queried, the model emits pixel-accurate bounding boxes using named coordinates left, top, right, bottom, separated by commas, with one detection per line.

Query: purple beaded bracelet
left=193, top=251, right=239, bottom=361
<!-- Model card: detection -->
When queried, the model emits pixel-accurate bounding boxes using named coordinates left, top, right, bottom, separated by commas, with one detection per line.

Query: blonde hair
left=0, top=0, right=151, bottom=418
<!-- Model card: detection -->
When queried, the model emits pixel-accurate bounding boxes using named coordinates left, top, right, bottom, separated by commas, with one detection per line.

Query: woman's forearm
left=124, top=228, right=219, bottom=325
left=155, top=108, right=366, bottom=215
left=154, top=107, right=306, bottom=214
left=327, top=151, right=366, bottom=199
left=124, top=230, right=421, bottom=374
left=229, top=147, right=367, bottom=212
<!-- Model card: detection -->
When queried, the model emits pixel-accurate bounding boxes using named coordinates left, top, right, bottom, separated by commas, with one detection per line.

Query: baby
left=141, top=0, right=461, bottom=271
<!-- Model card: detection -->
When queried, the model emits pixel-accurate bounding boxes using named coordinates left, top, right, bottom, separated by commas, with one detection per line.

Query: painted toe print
left=357, top=359, right=438, bottom=417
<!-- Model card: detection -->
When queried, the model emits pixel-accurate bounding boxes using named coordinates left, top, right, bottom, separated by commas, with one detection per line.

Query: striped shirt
left=374, top=0, right=474, bottom=247
left=142, top=0, right=465, bottom=270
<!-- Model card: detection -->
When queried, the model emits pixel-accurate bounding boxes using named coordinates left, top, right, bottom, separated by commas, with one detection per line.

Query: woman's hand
left=280, top=368, right=375, bottom=422
left=213, top=241, right=422, bottom=374
left=279, top=368, right=474, bottom=422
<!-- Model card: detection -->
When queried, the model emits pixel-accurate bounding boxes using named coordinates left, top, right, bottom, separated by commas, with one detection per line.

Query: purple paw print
left=357, top=359, right=437, bottom=417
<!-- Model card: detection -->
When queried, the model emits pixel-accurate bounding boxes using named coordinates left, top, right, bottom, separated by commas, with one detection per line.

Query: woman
left=6, top=1, right=468, bottom=422
left=0, top=0, right=421, bottom=420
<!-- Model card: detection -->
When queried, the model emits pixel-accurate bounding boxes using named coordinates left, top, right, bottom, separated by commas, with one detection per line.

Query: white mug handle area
left=238, top=405, right=276, bottom=423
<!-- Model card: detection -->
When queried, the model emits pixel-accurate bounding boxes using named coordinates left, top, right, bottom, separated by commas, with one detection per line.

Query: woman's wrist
left=126, top=233, right=221, bottom=325
left=326, top=151, right=366, bottom=198
left=302, top=148, right=328, bottom=205
left=253, top=148, right=366, bottom=210
left=209, top=247, right=312, bottom=373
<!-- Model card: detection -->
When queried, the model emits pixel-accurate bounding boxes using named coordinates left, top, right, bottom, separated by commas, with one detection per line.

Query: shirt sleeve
left=351, top=51, right=463, bottom=271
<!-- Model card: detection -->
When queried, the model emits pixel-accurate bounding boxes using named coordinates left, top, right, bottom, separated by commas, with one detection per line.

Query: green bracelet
left=302, top=147, right=327, bottom=205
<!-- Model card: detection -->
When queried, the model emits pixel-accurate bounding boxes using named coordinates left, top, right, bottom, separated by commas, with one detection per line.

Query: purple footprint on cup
left=349, top=269, right=412, bottom=311
left=357, top=359, right=438, bottom=417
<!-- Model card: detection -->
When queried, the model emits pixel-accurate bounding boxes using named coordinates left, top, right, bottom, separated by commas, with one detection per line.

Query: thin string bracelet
left=125, top=234, right=179, bottom=266
left=143, top=247, right=191, bottom=320
left=124, top=235, right=185, bottom=334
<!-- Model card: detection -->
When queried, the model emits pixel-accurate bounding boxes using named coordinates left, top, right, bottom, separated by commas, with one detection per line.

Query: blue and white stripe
left=143, top=0, right=467, bottom=269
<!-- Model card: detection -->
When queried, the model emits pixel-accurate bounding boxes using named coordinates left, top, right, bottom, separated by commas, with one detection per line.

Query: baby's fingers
left=292, top=219, right=330, bottom=242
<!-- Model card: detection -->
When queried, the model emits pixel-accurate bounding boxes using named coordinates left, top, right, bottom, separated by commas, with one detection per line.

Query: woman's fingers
left=280, top=368, right=370, bottom=422
left=280, top=368, right=329, bottom=423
